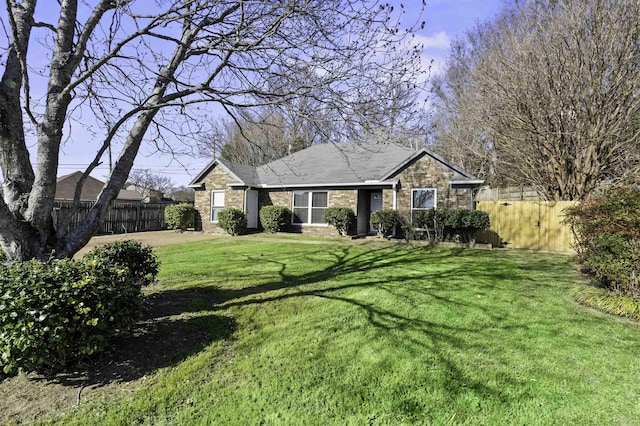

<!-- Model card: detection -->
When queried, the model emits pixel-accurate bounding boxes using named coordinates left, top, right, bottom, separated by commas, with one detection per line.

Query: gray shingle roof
left=217, top=158, right=258, bottom=184
left=255, top=142, right=418, bottom=186
left=190, top=142, right=480, bottom=188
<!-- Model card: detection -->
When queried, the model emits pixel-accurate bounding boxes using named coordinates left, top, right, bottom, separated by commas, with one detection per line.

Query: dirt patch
left=74, top=230, right=221, bottom=257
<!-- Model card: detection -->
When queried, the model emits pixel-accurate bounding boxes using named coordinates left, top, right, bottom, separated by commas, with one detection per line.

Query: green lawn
left=49, top=238, right=640, bottom=425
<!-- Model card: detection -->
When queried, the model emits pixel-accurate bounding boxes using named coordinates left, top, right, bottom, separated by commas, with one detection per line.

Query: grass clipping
left=572, top=286, right=640, bottom=320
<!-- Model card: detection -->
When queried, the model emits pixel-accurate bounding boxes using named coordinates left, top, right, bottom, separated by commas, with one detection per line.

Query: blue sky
left=417, top=0, right=505, bottom=74
left=46, top=1, right=507, bottom=187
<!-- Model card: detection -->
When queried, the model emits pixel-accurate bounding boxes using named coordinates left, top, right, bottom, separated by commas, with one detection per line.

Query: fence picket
left=53, top=202, right=167, bottom=235
left=475, top=201, right=576, bottom=252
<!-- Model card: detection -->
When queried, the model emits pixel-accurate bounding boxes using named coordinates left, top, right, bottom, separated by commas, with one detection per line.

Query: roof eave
left=228, top=180, right=398, bottom=189
left=188, top=159, right=218, bottom=186
left=188, top=158, right=249, bottom=187
left=378, top=150, right=426, bottom=180
left=449, top=180, right=485, bottom=189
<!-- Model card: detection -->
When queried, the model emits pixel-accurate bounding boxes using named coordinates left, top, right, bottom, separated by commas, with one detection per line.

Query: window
left=411, top=188, right=436, bottom=222
left=293, top=191, right=328, bottom=224
left=211, top=190, right=225, bottom=222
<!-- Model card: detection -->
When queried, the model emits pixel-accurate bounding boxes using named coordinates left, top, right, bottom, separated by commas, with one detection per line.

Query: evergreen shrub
left=565, top=187, right=640, bottom=297
left=259, top=205, right=291, bottom=233
left=0, top=241, right=158, bottom=374
left=165, top=203, right=196, bottom=231
left=411, top=208, right=490, bottom=242
left=324, top=207, right=356, bottom=236
left=217, top=208, right=247, bottom=236
left=370, top=208, right=399, bottom=237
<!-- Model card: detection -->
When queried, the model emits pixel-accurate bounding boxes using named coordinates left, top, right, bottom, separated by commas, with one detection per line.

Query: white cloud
left=415, top=31, right=452, bottom=50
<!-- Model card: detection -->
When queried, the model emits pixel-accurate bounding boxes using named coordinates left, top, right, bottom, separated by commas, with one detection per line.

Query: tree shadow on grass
left=0, top=242, right=586, bottom=423
left=133, top=244, right=542, bottom=408
left=34, top=292, right=236, bottom=389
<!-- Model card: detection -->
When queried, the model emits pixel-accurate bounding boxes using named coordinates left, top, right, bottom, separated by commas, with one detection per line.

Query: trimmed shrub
left=259, top=205, right=291, bottom=233
left=370, top=208, right=399, bottom=237
left=165, top=203, right=196, bottom=231
left=456, top=210, right=490, bottom=242
left=217, top=208, right=247, bottom=236
left=324, top=207, right=356, bottom=236
left=0, top=241, right=159, bottom=374
left=83, top=240, right=159, bottom=288
left=565, top=187, right=640, bottom=297
left=410, top=208, right=490, bottom=242
left=0, top=258, right=151, bottom=374
left=411, top=210, right=431, bottom=229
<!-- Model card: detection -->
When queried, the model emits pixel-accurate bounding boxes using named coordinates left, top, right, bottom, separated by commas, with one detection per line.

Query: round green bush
left=370, top=208, right=399, bottom=237
left=259, top=205, right=291, bottom=233
left=0, top=240, right=159, bottom=374
left=83, top=240, right=159, bottom=288
left=165, top=203, right=196, bottom=231
left=217, top=208, right=247, bottom=236
left=0, top=260, right=145, bottom=374
left=324, top=207, right=356, bottom=236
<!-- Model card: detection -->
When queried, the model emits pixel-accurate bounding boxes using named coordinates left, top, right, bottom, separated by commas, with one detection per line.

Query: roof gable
left=189, top=158, right=257, bottom=187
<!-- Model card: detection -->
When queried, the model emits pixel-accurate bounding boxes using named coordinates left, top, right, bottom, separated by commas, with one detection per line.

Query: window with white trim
left=293, top=191, right=328, bottom=224
left=411, top=188, right=437, bottom=221
left=211, top=190, right=225, bottom=222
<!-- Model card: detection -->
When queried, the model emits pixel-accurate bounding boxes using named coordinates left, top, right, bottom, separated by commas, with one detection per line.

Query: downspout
left=470, top=187, right=476, bottom=211
left=244, top=185, right=254, bottom=218
left=392, top=182, right=398, bottom=237
left=243, top=187, right=248, bottom=212
left=393, top=182, right=397, bottom=210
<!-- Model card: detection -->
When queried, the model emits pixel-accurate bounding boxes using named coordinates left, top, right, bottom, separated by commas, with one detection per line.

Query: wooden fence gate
left=475, top=201, right=576, bottom=252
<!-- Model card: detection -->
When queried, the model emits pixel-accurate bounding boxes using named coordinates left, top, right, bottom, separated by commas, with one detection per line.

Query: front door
left=246, top=189, right=259, bottom=228
left=369, top=191, right=383, bottom=233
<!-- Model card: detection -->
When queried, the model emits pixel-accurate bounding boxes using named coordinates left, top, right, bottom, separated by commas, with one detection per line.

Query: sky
left=28, top=1, right=507, bottom=188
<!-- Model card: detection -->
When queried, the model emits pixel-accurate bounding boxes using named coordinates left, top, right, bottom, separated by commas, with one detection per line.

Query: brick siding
left=193, top=166, right=244, bottom=233
left=194, top=154, right=472, bottom=236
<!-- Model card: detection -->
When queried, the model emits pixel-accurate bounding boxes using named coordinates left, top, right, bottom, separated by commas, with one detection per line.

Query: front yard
left=3, top=237, right=639, bottom=425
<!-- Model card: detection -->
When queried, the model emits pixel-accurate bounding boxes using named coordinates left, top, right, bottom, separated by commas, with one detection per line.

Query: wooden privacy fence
left=475, top=201, right=577, bottom=252
left=53, top=201, right=167, bottom=235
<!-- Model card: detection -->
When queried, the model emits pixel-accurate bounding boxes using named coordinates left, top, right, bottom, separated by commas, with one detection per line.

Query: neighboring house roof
left=124, top=183, right=165, bottom=202
left=189, top=142, right=482, bottom=189
left=56, top=171, right=144, bottom=202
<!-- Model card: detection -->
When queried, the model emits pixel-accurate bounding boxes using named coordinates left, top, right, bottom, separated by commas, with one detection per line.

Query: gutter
left=227, top=180, right=398, bottom=189
left=449, top=180, right=485, bottom=185
left=392, top=181, right=398, bottom=238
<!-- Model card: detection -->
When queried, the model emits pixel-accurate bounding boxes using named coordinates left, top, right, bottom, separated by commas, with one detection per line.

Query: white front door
left=246, top=189, right=259, bottom=228
left=369, top=191, right=383, bottom=233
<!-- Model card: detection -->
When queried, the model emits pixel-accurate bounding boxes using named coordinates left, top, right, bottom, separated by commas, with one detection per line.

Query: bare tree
left=431, top=0, right=640, bottom=200
left=430, top=38, right=504, bottom=185
left=199, top=59, right=432, bottom=165
left=199, top=108, right=307, bottom=166
left=0, top=0, right=425, bottom=260
left=127, top=169, right=174, bottom=202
